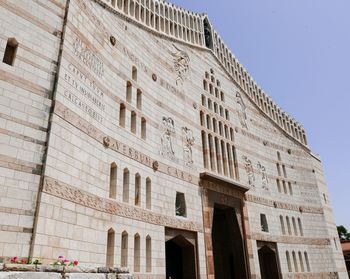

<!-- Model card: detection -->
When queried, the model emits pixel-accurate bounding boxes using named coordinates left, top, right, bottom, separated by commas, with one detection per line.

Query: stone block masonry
left=0, top=0, right=347, bottom=278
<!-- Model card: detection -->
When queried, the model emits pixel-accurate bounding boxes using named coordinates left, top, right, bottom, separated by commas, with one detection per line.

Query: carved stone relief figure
left=161, top=117, right=176, bottom=160
left=236, top=92, right=248, bottom=129
left=257, top=161, right=269, bottom=190
left=171, top=44, right=190, bottom=86
left=182, top=127, right=195, bottom=167
left=242, top=155, right=255, bottom=187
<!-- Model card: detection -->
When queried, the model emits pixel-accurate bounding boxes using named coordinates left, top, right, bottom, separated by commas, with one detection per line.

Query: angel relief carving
left=236, top=92, right=248, bottom=129
left=182, top=127, right=195, bottom=167
left=160, top=117, right=176, bottom=160
left=242, top=155, right=255, bottom=187
left=257, top=161, right=269, bottom=190
left=171, top=44, right=190, bottom=86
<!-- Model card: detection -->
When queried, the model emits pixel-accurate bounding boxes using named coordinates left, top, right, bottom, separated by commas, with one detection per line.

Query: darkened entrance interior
left=212, top=205, right=247, bottom=279
left=165, top=234, right=197, bottom=279
left=258, top=244, right=280, bottom=279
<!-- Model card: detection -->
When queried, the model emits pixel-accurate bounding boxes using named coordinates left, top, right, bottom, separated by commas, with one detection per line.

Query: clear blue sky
left=170, top=0, right=350, bottom=229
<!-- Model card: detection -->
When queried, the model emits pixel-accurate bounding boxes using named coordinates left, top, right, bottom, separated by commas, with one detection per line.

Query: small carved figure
left=171, top=44, right=190, bottom=86
left=182, top=127, right=195, bottom=167
left=242, top=155, right=255, bottom=187
left=236, top=92, right=248, bottom=129
left=161, top=117, right=176, bottom=159
left=257, top=161, right=269, bottom=190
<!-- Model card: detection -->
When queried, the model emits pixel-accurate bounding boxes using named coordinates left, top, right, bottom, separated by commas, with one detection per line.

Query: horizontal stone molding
left=245, top=194, right=324, bottom=214
left=42, top=176, right=203, bottom=232
left=251, top=232, right=330, bottom=246
left=0, top=154, right=42, bottom=175
left=283, top=272, right=340, bottom=279
left=0, top=225, right=33, bottom=234
left=0, top=206, right=34, bottom=217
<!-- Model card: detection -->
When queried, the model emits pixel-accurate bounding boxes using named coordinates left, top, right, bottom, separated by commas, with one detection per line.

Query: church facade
left=0, top=0, right=347, bottom=278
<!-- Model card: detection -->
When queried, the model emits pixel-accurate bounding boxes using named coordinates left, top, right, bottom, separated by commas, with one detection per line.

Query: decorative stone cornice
left=42, top=176, right=203, bottom=232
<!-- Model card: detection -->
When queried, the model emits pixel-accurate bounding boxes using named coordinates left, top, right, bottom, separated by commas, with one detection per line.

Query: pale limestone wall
left=0, top=0, right=66, bottom=259
left=0, top=0, right=346, bottom=278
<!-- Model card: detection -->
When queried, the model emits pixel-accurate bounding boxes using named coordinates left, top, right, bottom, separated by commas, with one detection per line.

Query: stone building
left=0, top=0, right=347, bottom=278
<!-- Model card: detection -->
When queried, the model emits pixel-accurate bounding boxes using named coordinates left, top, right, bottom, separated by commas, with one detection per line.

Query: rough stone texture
left=0, top=0, right=347, bottom=278
left=0, top=273, right=61, bottom=279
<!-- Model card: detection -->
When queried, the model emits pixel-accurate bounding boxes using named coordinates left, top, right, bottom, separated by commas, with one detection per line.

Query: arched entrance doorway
left=258, top=244, right=280, bottom=279
left=165, top=233, right=198, bottom=279
left=211, top=205, right=247, bottom=279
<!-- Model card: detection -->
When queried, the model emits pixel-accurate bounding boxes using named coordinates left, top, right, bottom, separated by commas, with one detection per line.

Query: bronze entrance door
left=165, top=228, right=198, bottom=279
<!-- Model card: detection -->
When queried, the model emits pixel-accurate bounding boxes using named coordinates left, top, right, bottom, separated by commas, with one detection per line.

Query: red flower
left=21, top=258, right=27, bottom=264
left=10, top=257, right=18, bottom=263
left=73, top=260, right=78, bottom=266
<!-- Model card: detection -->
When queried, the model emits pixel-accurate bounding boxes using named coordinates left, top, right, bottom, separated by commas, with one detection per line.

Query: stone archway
left=258, top=244, right=280, bottom=279
left=165, top=229, right=198, bottom=279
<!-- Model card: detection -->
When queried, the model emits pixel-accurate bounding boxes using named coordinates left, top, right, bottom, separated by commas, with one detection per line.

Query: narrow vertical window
left=288, top=182, right=293, bottom=195
left=206, top=115, right=211, bottom=130
left=232, top=146, right=239, bottom=180
left=304, top=252, right=310, bottom=271
left=146, top=235, right=152, bottom=272
left=2, top=38, right=18, bottom=66
left=277, top=151, right=281, bottom=161
left=292, top=251, right=298, bottom=272
left=119, top=103, right=126, bottom=127
left=260, top=214, right=269, bottom=232
left=286, top=216, right=292, bottom=235
left=230, top=128, right=234, bottom=141
left=126, top=81, right=132, bottom=103
left=202, top=131, right=209, bottom=169
left=283, top=180, right=287, bottom=194
left=131, top=111, right=136, bottom=134
left=226, top=142, right=234, bottom=179
left=225, top=109, right=229, bottom=120
left=276, top=163, right=281, bottom=176
left=109, top=163, right=117, bottom=199
left=136, top=89, right=142, bottom=110
left=201, top=95, right=206, bottom=106
left=298, top=251, right=305, bottom=272
left=280, top=215, right=286, bottom=235
left=282, top=165, right=287, bottom=178
left=132, top=66, right=137, bottom=81
left=298, top=218, right=303, bottom=236
left=121, top=231, right=128, bottom=267
left=208, top=134, right=216, bottom=171
left=134, top=233, right=140, bottom=272
left=106, top=229, right=115, bottom=267
left=134, top=173, right=141, bottom=206
left=141, top=117, right=146, bottom=139
left=276, top=179, right=281, bottom=193
left=214, top=137, right=222, bottom=174
left=175, top=192, right=186, bottom=217
left=200, top=111, right=205, bottom=126
left=123, top=168, right=130, bottom=203
left=286, top=251, right=292, bottom=272
left=292, top=217, right=298, bottom=235
left=146, top=178, right=151, bottom=210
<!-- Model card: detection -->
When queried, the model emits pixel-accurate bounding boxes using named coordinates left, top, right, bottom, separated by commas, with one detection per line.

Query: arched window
left=292, top=251, right=298, bottom=272
left=276, top=179, right=281, bottom=193
left=288, top=182, right=293, bottom=195
left=298, top=251, right=304, bottom=272
left=304, top=252, right=310, bottom=271
left=277, top=151, right=281, bottom=161
left=123, top=168, right=130, bottom=203
left=213, top=118, right=217, bottom=133
left=109, top=163, right=117, bottom=199
left=126, top=81, right=132, bottom=103
left=106, top=228, right=115, bottom=267
left=146, top=177, right=151, bottom=210
left=200, top=111, right=205, bottom=127
left=298, top=218, right=304, bottom=236
left=208, top=134, right=216, bottom=171
left=286, top=251, right=292, bottom=272
left=260, top=214, right=269, bottom=232
left=201, top=95, right=206, bottom=106
left=283, top=180, right=287, bottom=194
left=121, top=231, right=128, bottom=267
left=286, top=216, right=292, bottom=235
left=202, top=131, right=209, bottom=169
left=119, top=103, right=126, bottom=127
left=225, top=109, right=229, bottom=120
left=136, top=89, right=142, bottom=110
left=134, top=173, right=141, bottom=206
left=280, top=215, right=285, bottom=235
left=134, top=233, right=140, bottom=272
left=131, top=111, right=136, bottom=134
left=141, top=117, right=146, bottom=139
left=292, top=217, right=298, bottom=235
left=132, top=66, right=137, bottom=81
left=203, top=80, right=208, bottom=91
left=206, top=115, right=211, bottom=130
left=3, top=38, right=18, bottom=66
left=230, top=128, right=234, bottom=141
left=146, top=235, right=152, bottom=272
